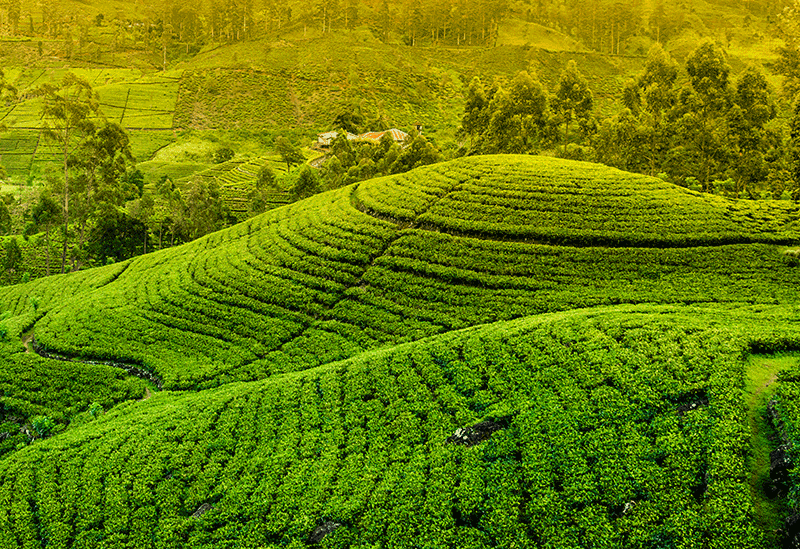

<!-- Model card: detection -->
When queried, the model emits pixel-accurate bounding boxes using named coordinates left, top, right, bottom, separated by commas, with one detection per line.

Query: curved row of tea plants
left=0, top=304, right=795, bottom=548
left=355, top=156, right=800, bottom=246
left=14, top=155, right=800, bottom=389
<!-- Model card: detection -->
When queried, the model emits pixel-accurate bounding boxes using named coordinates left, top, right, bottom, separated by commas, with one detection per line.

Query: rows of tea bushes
left=0, top=304, right=794, bottom=548
left=358, top=156, right=800, bottom=246
left=17, top=155, right=800, bottom=388
left=327, top=231, right=800, bottom=342
left=0, top=353, right=148, bottom=459
left=0, top=263, right=148, bottom=459
left=31, top=187, right=400, bottom=389
left=765, top=348, right=800, bottom=512
left=176, top=156, right=291, bottom=222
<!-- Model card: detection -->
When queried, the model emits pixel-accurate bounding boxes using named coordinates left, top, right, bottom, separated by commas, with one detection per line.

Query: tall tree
left=69, top=121, right=136, bottom=267
left=39, top=73, right=100, bottom=274
left=614, top=44, right=679, bottom=175
left=676, top=41, right=733, bottom=189
left=275, top=136, right=304, bottom=171
left=727, top=66, right=776, bottom=196
left=553, top=61, right=593, bottom=155
left=686, top=40, right=731, bottom=114
left=777, top=0, right=800, bottom=97
left=184, top=177, right=228, bottom=239
left=459, top=76, right=488, bottom=148
left=24, top=195, right=60, bottom=276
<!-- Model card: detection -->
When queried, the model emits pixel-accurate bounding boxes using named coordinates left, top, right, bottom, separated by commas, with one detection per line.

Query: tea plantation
left=2, top=155, right=800, bottom=547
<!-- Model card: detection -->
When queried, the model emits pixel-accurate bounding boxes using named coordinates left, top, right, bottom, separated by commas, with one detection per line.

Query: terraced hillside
left=2, top=155, right=799, bottom=390
left=2, top=155, right=800, bottom=547
left=176, top=156, right=293, bottom=222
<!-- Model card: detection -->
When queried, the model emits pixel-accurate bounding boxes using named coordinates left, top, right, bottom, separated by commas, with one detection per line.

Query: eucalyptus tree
left=553, top=61, right=594, bottom=155
left=39, top=73, right=100, bottom=274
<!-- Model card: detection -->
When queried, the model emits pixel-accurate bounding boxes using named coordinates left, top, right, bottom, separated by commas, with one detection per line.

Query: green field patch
left=0, top=305, right=798, bottom=546
left=745, top=354, right=797, bottom=546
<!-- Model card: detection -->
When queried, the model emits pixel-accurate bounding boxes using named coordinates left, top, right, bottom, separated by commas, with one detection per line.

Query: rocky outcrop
left=307, top=521, right=341, bottom=545
left=445, top=420, right=503, bottom=447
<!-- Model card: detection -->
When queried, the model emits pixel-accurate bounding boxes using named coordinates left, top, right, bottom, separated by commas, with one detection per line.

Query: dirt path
left=140, top=387, right=152, bottom=401
left=21, top=331, right=33, bottom=353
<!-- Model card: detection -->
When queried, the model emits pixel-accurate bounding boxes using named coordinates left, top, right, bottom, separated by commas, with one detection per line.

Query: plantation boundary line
left=29, top=130, right=42, bottom=175
left=119, top=88, right=130, bottom=123
left=264, top=180, right=470, bottom=359
left=0, top=103, right=17, bottom=122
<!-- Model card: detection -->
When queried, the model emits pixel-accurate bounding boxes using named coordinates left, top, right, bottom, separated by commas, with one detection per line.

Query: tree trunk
left=61, top=134, right=69, bottom=274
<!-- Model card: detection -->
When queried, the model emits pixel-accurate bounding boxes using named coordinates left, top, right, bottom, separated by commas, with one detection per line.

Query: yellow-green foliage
left=0, top=304, right=798, bottom=547
left=2, top=155, right=797, bottom=390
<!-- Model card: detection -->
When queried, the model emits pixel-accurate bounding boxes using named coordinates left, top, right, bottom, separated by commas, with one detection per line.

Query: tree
left=727, top=66, right=776, bottom=196
left=24, top=195, right=60, bottom=276
left=487, top=71, right=549, bottom=153
left=686, top=40, right=731, bottom=114
left=2, top=238, right=22, bottom=276
left=87, top=210, right=148, bottom=263
left=390, top=131, right=441, bottom=173
left=553, top=61, right=594, bottom=155
left=675, top=41, right=733, bottom=189
left=292, top=165, right=320, bottom=199
left=155, top=176, right=186, bottom=248
left=257, top=164, right=276, bottom=188
left=777, top=0, right=800, bottom=97
left=249, top=164, right=278, bottom=215
left=0, top=200, right=10, bottom=235
left=610, top=44, right=679, bottom=175
left=127, top=193, right=155, bottom=255
left=39, top=73, right=101, bottom=274
left=460, top=76, right=488, bottom=148
left=275, top=136, right=304, bottom=171
left=184, top=177, right=228, bottom=239
left=68, top=121, right=136, bottom=268
left=213, top=146, right=234, bottom=163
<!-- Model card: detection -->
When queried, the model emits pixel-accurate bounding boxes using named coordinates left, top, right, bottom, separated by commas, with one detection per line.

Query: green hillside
left=2, top=155, right=800, bottom=546
left=3, top=155, right=799, bottom=391
left=2, top=303, right=800, bottom=547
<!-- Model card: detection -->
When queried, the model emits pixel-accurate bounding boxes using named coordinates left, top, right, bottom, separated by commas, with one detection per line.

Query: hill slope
left=2, top=155, right=800, bottom=546
left=1, top=155, right=799, bottom=390
left=1, top=304, right=800, bottom=547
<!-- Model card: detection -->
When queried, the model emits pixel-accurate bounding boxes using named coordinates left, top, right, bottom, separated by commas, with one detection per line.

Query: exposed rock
left=446, top=420, right=503, bottom=447
left=191, top=503, right=213, bottom=518
left=307, top=521, right=341, bottom=545
left=771, top=444, right=794, bottom=496
left=676, top=397, right=709, bottom=415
